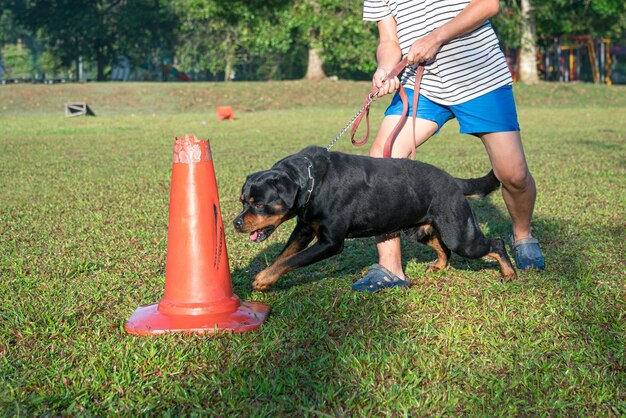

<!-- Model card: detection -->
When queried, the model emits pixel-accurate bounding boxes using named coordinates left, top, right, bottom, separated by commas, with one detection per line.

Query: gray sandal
left=352, top=264, right=411, bottom=292
left=511, top=237, right=545, bottom=271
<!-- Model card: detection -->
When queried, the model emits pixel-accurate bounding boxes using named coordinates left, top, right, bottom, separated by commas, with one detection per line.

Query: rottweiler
left=233, top=146, right=516, bottom=291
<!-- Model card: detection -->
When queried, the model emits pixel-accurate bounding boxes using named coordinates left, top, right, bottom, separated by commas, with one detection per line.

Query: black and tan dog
left=233, top=146, right=516, bottom=291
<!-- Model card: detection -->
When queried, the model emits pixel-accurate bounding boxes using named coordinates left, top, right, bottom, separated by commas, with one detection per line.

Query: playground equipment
left=125, top=135, right=269, bottom=335
left=610, top=46, right=626, bottom=84
left=541, top=36, right=613, bottom=84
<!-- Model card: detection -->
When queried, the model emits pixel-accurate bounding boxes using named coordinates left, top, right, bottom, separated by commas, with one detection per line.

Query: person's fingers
left=377, top=80, right=388, bottom=97
left=385, top=80, right=394, bottom=95
left=373, top=68, right=388, bottom=88
left=407, top=50, right=415, bottom=65
left=390, top=76, right=400, bottom=91
left=377, top=80, right=387, bottom=96
left=410, top=49, right=424, bottom=65
left=377, top=76, right=400, bottom=97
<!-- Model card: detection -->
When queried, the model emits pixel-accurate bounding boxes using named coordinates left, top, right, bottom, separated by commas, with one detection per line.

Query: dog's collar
left=302, top=157, right=315, bottom=205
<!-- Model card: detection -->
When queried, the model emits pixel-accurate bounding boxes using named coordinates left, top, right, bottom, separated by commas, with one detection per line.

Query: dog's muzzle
left=233, top=216, right=276, bottom=243
left=233, top=216, right=245, bottom=232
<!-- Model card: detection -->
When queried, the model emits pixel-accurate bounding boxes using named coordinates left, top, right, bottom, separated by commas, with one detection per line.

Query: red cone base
left=125, top=300, right=270, bottom=335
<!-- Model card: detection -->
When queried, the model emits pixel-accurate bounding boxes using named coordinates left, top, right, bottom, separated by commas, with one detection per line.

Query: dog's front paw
left=252, top=278, right=272, bottom=292
left=252, top=270, right=278, bottom=292
left=426, top=262, right=448, bottom=273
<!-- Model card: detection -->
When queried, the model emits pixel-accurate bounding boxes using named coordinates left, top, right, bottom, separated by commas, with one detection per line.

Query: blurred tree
left=278, top=0, right=378, bottom=81
left=492, top=1, right=521, bottom=50
left=113, top=0, right=178, bottom=77
left=534, top=0, right=626, bottom=40
left=0, top=7, right=29, bottom=46
left=9, top=0, right=177, bottom=81
left=2, top=38, right=31, bottom=78
left=40, top=47, right=64, bottom=79
left=298, top=0, right=327, bottom=81
left=1, top=4, right=38, bottom=79
left=317, top=0, right=379, bottom=80
left=3, top=0, right=624, bottom=82
left=242, top=1, right=300, bottom=80
left=174, top=0, right=237, bottom=80
left=173, top=0, right=293, bottom=81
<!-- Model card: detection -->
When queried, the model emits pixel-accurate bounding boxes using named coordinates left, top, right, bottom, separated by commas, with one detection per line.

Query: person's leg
left=452, top=85, right=544, bottom=270
left=369, top=116, right=439, bottom=280
left=352, top=89, right=451, bottom=291
left=369, top=115, right=439, bottom=159
left=480, top=131, right=544, bottom=270
left=480, top=131, right=535, bottom=241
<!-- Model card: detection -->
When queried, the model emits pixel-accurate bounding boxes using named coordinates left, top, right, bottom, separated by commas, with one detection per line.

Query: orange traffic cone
left=125, top=135, right=269, bottom=335
left=216, top=106, right=234, bottom=120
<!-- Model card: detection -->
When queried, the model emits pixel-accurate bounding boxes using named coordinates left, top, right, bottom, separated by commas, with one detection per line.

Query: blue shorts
left=384, top=85, right=520, bottom=135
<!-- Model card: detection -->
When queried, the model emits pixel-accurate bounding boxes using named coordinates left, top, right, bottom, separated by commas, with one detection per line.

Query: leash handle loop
left=382, top=64, right=424, bottom=159
left=350, top=58, right=408, bottom=146
left=350, top=58, right=424, bottom=159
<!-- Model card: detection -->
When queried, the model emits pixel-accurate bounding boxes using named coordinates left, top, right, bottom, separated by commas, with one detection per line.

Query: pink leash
left=350, top=58, right=424, bottom=158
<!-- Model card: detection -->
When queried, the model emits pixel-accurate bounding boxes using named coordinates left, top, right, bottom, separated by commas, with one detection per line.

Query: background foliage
left=0, top=0, right=625, bottom=80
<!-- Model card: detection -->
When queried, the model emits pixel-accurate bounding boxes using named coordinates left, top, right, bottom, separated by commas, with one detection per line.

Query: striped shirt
left=363, top=0, right=512, bottom=105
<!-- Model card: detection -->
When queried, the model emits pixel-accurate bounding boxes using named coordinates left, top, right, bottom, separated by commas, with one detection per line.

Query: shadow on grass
left=223, top=193, right=625, bottom=415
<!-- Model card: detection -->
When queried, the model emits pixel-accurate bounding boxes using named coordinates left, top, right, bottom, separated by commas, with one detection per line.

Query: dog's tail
left=454, top=169, right=500, bottom=199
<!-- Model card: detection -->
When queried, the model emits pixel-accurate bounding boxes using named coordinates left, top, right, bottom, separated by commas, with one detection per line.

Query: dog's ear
left=271, top=172, right=300, bottom=209
left=242, top=171, right=264, bottom=195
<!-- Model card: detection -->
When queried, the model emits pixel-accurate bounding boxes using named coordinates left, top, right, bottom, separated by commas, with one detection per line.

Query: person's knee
left=499, top=167, right=534, bottom=193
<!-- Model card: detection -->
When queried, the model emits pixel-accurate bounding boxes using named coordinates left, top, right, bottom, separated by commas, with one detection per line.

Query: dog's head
left=233, top=169, right=300, bottom=243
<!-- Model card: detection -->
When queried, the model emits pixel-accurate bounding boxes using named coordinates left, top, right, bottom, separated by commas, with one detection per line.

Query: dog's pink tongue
left=250, top=231, right=259, bottom=241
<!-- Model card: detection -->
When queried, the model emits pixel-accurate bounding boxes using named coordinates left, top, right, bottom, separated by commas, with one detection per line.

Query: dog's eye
left=252, top=202, right=264, bottom=210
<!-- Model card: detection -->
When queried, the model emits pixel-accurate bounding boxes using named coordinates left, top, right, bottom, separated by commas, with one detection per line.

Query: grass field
left=1, top=81, right=625, bottom=416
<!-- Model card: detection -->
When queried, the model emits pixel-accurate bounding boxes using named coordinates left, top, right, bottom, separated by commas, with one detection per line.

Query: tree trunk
left=224, top=59, right=235, bottom=82
left=305, top=47, right=326, bottom=81
left=304, top=28, right=326, bottom=81
left=224, top=31, right=236, bottom=82
left=96, top=53, right=105, bottom=81
left=518, top=0, right=539, bottom=84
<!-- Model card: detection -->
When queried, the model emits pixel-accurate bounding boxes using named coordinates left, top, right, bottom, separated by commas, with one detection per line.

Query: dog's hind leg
left=406, top=224, right=451, bottom=272
left=485, top=239, right=516, bottom=281
left=404, top=224, right=431, bottom=242
left=442, top=227, right=517, bottom=280
left=425, top=233, right=451, bottom=272
left=434, top=202, right=517, bottom=281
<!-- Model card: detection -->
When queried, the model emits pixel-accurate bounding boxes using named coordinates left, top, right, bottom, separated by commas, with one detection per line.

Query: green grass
left=1, top=81, right=625, bottom=416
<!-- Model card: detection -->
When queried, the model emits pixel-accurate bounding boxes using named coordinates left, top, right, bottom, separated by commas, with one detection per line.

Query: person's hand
left=406, top=31, right=443, bottom=65
left=372, top=66, right=400, bottom=97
